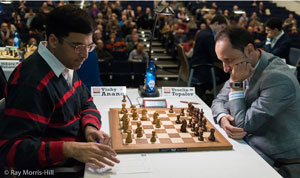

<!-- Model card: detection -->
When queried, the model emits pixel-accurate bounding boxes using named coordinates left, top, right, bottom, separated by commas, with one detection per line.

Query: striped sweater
left=0, top=52, right=101, bottom=169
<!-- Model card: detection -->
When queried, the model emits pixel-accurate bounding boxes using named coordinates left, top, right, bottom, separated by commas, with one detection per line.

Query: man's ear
left=48, top=34, right=58, bottom=50
left=244, top=43, right=255, bottom=56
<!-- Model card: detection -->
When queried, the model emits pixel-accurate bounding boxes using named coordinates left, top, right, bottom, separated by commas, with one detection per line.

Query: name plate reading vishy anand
left=91, top=86, right=126, bottom=97
left=161, top=87, right=195, bottom=97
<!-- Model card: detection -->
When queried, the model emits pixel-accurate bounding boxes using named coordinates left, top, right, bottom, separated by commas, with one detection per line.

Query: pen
left=180, top=101, right=200, bottom=105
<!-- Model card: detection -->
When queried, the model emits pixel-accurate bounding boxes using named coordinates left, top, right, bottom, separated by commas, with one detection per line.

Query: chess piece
left=187, top=103, right=192, bottom=113
left=169, top=105, right=174, bottom=113
left=202, top=118, right=207, bottom=132
left=120, top=103, right=128, bottom=114
left=132, top=110, right=138, bottom=120
left=155, top=118, right=161, bottom=128
left=208, top=128, right=215, bottom=141
left=152, top=112, right=159, bottom=124
left=136, top=122, right=143, bottom=137
left=189, top=105, right=194, bottom=116
left=122, top=95, right=126, bottom=102
left=180, top=108, right=185, bottom=116
left=198, top=129, right=204, bottom=141
left=141, top=109, right=147, bottom=120
left=131, top=104, right=136, bottom=113
left=191, top=122, right=196, bottom=132
left=188, top=118, right=192, bottom=128
left=194, top=126, right=200, bottom=136
left=176, top=115, right=181, bottom=124
left=150, top=131, right=156, bottom=143
left=123, top=117, right=129, bottom=133
left=125, top=130, right=132, bottom=143
left=180, top=119, right=187, bottom=132
left=121, top=113, right=128, bottom=122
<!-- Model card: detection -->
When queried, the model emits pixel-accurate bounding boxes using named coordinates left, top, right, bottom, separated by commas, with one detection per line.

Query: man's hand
left=230, top=62, right=253, bottom=82
left=220, top=115, right=247, bottom=139
left=85, top=126, right=111, bottom=145
left=63, top=142, right=120, bottom=168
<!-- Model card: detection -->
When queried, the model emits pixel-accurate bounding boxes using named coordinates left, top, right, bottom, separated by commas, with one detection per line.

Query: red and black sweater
left=0, top=52, right=101, bottom=169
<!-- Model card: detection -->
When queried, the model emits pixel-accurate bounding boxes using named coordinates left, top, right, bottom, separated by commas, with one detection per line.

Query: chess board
left=109, top=108, right=232, bottom=153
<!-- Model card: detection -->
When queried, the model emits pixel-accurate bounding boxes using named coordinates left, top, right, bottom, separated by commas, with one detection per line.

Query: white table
left=84, top=89, right=281, bottom=178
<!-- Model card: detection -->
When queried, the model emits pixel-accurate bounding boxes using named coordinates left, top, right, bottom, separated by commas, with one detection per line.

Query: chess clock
left=142, top=98, right=167, bottom=108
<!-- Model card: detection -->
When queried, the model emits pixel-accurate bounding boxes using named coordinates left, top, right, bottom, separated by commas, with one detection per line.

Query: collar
left=271, top=30, right=284, bottom=48
left=37, top=41, right=72, bottom=77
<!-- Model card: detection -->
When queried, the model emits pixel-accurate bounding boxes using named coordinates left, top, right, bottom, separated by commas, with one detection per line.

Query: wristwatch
left=230, top=82, right=243, bottom=89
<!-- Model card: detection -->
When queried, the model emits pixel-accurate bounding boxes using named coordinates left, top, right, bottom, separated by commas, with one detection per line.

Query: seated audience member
left=95, top=39, right=113, bottom=61
left=258, top=18, right=291, bottom=64
left=105, top=33, right=127, bottom=52
left=128, top=42, right=148, bottom=62
left=212, top=26, right=300, bottom=178
left=189, top=15, right=229, bottom=97
left=181, top=37, right=195, bottom=59
left=0, top=5, right=119, bottom=170
left=126, top=34, right=139, bottom=53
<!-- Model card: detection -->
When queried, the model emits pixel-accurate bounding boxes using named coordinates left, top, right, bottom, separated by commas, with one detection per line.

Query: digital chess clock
left=142, top=98, right=167, bottom=108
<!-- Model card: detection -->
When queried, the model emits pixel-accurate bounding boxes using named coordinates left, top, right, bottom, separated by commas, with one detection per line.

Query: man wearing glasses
left=0, top=5, right=119, bottom=173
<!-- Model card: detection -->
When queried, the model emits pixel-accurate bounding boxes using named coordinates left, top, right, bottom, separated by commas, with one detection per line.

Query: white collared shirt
left=271, top=30, right=284, bottom=49
left=38, top=41, right=73, bottom=87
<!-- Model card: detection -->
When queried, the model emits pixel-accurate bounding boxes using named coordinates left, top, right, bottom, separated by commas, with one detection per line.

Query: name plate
left=91, top=86, right=126, bottom=97
left=0, top=60, right=20, bottom=69
left=161, top=87, right=195, bottom=97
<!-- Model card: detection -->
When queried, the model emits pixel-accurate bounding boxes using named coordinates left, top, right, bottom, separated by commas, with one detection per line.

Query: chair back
left=176, top=44, right=190, bottom=86
left=289, top=47, right=300, bottom=66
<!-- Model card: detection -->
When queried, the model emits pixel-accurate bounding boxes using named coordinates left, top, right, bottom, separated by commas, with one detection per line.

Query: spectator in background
left=126, top=34, right=139, bottom=53
left=39, top=1, right=52, bottom=14
left=177, top=8, right=188, bottom=22
left=187, top=16, right=198, bottom=32
left=136, top=6, right=144, bottom=29
left=105, top=33, right=126, bottom=52
left=0, top=22, right=12, bottom=44
left=200, top=23, right=207, bottom=31
left=6, top=38, right=13, bottom=46
left=190, top=15, right=229, bottom=97
left=89, top=4, right=100, bottom=20
left=128, top=42, right=148, bottom=62
left=258, top=18, right=291, bottom=64
left=125, top=28, right=137, bottom=43
left=18, top=1, right=27, bottom=18
left=181, top=37, right=195, bottom=59
left=95, top=39, right=113, bottom=62
left=115, top=1, right=123, bottom=13
left=238, top=12, right=248, bottom=28
left=25, top=8, right=36, bottom=29
left=123, top=5, right=135, bottom=19
left=142, top=7, right=153, bottom=29
left=257, top=1, right=264, bottom=17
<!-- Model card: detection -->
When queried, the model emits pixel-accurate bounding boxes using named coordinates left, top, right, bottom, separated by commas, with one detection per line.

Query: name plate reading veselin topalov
left=91, top=86, right=126, bottom=97
left=161, top=87, right=195, bottom=97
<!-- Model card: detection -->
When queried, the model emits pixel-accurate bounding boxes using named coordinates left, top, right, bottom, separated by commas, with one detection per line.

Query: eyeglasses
left=64, top=38, right=96, bottom=54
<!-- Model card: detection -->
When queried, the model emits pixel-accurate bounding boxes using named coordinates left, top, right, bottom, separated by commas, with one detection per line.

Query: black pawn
left=191, top=123, right=196, bottom=131
left=194, top=126, right=200, bottom=136
left=188, top=118, right=192, bottom=128
left=180, top=108, right=185, bottom=116
left=208, top=128, right=215, bottom=141
left=176, top=115, right=181, bottom=124
left=198, top=129, right=204, bottom=141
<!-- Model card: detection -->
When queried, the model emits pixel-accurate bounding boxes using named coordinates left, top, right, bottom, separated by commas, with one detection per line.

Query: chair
left=176, top=44, right=218, bottom=98
left=131, top=61, right=146, bottom=87
left=111, top=60, right=132, bottom=86
left=288, top=47, right=300, bottom=66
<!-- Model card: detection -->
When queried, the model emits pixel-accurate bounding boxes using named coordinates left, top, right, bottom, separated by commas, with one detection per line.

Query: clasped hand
left=230, top=62, right=254, bottom=82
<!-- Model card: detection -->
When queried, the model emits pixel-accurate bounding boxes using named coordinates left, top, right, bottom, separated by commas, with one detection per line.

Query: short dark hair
left=211, top=14, right=228, bottom=25
left=46, top=5, right=94, bottom=42
left=265, top=17, right=283, bottom=31
left=215, top=26, right=256, bottom=52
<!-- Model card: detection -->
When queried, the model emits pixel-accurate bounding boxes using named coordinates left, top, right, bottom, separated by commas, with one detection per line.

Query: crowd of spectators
left=0, top=1, right=300, bottom=65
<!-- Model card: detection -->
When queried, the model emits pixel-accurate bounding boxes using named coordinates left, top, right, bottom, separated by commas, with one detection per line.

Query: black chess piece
left=194, top=126, right=200, bottom=136
left=176, top=115, right=181, bottom=124
left=208, top=128, right=215, bottom=141
left=198, top=129, right=204, bottom=141
left=180, top=108, right=185, bottom=116
left=188, top=118, right=192, bottom=128
left=180, top=119, right=187, bottom=132
left=169, top=105, right=174, bottom=113
left=191, top=123, right=196, bottom=131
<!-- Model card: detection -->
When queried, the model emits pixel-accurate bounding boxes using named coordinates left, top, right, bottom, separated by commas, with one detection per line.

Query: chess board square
left=193, top=137, right=206, bottom=143
left=131, top=121, right=138, bottom=125
left=168, top=114, right=177, bottom=117
left=168, top=133, right=180, bottom=138
left=122, top=139, right=136, bottom=144
left=174, top=125, right=181, bottom=129
left=155, top=129, right=166, bottom=133
left=156, top=133, right=169, bottom=138
left=161, top=121, right=173, bottom=125
left=169, top=117, right=177, bottom=121
left=141, top=121, right=152, bottom=125
left=160, top=117, right=169, bottom=121
left=145, top=134, right=152, bottom=138
left=131, top=125, right=137, bottom=130
left=144, top=129, right=153, bottom=134
left=159, top=114, right=168, bottom=117
left=203, top=132, right=210, bottom=137
left=133, top=134, right=147, bottom=139
left=147, top=138, right=161, bottom=144
left=148, top=110, right=155, bottom=114
left=135, top=139, right=148, bottom=144
left=143, top=125, right=154, bottom=129
left=182, top=138, right=195, bottom=143
left=164, top=125, right=175, bottom=129
left=165, top=129, right=178, bottom=133
left=179, top=133, right=193, bottom=138
left=158, top=138, right=171, bottom=144
left=157, top=111, right=165, bottom=114
left=170, top=138, right=184, bottom=143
